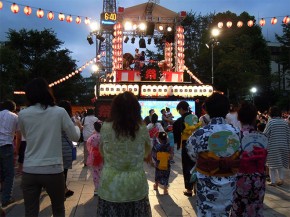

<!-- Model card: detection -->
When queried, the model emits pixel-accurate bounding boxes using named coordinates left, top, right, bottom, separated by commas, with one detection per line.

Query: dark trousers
left=22, top=172, right=65, bottom=217
left=181, top=142, right=195, bottom=191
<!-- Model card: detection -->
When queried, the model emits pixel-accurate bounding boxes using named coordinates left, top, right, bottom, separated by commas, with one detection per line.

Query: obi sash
left=196, top=151, right=240, bottom=177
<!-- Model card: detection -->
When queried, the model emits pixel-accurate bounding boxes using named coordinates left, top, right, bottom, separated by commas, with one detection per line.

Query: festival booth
left=94, top=2, right=213, bottom=120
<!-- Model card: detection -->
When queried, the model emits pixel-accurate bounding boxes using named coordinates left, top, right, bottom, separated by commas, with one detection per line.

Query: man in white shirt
left=0, top=100, right=21, bottom=208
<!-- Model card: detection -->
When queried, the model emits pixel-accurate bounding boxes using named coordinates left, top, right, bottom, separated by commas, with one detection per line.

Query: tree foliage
left=0, top=28, right=88, bottom=104
left=196, top=11, right=271, bottom=103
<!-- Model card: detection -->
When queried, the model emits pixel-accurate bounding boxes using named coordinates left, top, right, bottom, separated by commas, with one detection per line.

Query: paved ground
left=2, top=144, right=290, bottom=217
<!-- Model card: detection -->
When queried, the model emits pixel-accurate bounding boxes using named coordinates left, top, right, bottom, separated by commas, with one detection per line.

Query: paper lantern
left=133, top=85, right=139, bottom=96
left=23, top=6, right=32, bottom=15
left=217, top=22, right=223, bottom=28
left=167, top=86, right=174, bottom=96
left=141, top=85, right=147, bottom=96
left=75, top=16, right=81, bottom=24
left=0, top=2, right=3, bottom=10
left=66, top=15, right=72, bottom=23
left=247, top=20, right=254, bottom=27
left=271, top=17, right=278, bottom=25
left=58, top=13, right=65, bottom=21
left=283, top=16, right=290, bottom=24
left=36, top=8, right=44, bottom=18
left=84, top=17, right=90, bottom=25
left=11, top=3, right=19, bottom=13
left=259, top=18, right=265, bottom=26
left=226, top=21, right=232, bottom=28
left=237, top=21, right=243, bottom=28
left=47, top=11, right=54, bottom=20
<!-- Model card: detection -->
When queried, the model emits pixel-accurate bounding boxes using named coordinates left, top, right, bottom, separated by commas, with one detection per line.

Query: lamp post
left=207, top=28, right=220, bottom=85
left=92, top=64, right=100, bottom=99
left=250, top=87, right=257, bottom=105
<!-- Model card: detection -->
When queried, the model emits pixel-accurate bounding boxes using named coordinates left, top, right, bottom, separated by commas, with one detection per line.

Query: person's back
left=18, top=78, right=80, bottom=217
left=97, top=91, right=152, bottom=217
left=186, top=93, right=241, bottom=216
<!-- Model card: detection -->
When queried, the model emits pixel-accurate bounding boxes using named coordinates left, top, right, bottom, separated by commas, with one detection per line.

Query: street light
left=206, top=28, right=220, bottom=85
left=250, top=87, right=257, bottom=104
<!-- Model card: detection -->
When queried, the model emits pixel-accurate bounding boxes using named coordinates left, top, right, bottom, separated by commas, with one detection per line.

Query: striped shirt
left=263, top=117, right=290, bottom=169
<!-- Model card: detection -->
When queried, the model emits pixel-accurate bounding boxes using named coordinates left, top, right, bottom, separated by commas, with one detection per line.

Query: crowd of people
left=1, top=79, right=290, bottom=216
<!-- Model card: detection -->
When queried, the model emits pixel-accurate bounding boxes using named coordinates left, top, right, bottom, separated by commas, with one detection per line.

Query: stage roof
left=121, top=3, right=179, bottom=23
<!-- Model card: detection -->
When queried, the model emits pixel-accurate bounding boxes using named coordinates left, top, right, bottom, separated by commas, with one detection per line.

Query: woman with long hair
left=97, top=91, right=152, bottom=217
left=18, top=78, right=80, bottom=217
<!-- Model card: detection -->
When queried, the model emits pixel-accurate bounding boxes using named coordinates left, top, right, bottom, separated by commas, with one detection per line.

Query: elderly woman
left=97, top=91, right=152, bottom=217
left=263, top=106, right=290, bottom=186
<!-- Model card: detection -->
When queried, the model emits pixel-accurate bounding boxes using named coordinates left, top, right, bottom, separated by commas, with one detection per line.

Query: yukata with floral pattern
left=186, top=117, right=241, bottom=217
left=86, top=131, right=103, bottom=192
left=151, top=137, right=171, bottom=187
left=230, top=125, right=267, bottom=217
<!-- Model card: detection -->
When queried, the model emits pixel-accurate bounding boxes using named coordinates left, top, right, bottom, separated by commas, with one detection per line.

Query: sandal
left=153, top=184, right=158, bottom=190
left=183, top=191, right=192, bottom=197
left=164, top=190, right=168, bottom=195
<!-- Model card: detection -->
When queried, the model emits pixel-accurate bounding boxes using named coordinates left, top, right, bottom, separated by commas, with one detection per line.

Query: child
left=152, top=132, right=171, bottom=195
left=86, top=121, right=103, bottom=196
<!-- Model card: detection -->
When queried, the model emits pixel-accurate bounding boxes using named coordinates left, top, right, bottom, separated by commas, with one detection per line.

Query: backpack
left=181, top=114, right=202, bottom=141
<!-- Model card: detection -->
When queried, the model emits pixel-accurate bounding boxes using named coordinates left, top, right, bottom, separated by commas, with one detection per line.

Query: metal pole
left=95, top=35, right=99, bottom=99
left=211, top=44, right=214, bottom=85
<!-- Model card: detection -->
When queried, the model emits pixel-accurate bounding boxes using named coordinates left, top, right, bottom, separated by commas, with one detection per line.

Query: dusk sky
left=0, top=0, right=289, bottom=78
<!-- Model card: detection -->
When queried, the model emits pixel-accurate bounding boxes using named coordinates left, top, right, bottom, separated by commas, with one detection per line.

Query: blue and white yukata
left=186, top=117, right=241, bottom=217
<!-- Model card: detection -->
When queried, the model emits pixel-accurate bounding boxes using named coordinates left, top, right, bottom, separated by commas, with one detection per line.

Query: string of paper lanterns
left=49, top=57, right=95, bottom=87
left=217, top=16, right=290, bottom=29
left=0, top=1, right=91, bottom=25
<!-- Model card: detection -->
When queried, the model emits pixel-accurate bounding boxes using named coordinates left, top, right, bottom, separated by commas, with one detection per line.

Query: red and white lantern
left=23, top=6, right=32, bottom=15
left=0, top=2, right=3, bottom=10
left=58, top=13, right=65, bottom=21
left=217, top=22, right=223, bottom=28
left=84, top=17, right=90, bottom=25
left=271, top=17, right=277, bottom=25
left=247, top=20, right=254, bottom=27
left=283, top=16, right=290, bottom=24
left=259, top=18, right=266, bottom=26
left=66, top=15, right=72, bottom=23
left=37, top=8, right=44, bottom=18
left=226, top=21, right=232, bottom=28
left=11, top=3, right=19, bottom=13
left=75, top=16, right=81, bottom=24
left=47, top=11, right=54, bottom=20
left=237, top=21, right=243, bottom=28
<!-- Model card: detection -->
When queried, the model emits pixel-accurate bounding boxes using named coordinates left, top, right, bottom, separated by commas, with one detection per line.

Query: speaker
left=146, top=22, right=155, bottom=36
left=139, top=38, right=146, bottom=48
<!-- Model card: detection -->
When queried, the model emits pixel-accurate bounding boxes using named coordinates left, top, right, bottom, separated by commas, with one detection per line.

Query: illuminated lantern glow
left=271, top=17, right=277, bottom=25
left=237, top=21, right=243, bottom=28
left=66, top=15, right=72, bottom=23
left=217, top=22, right=223, bottom=28
left=0, top=2, right=3, bottom=10
left=247, top=20, right=254, bottom=27
left=11, top=3, right=19, bottom=13
left=283, top=16, right=290, bottom=24
left=259, top=18, right=266, bottom=26
left=37, top=8, right=44, bottom=18
left=47, top=11, right=54, bottom=20
left=23, top=6, right=32, bottom=15
left=226, top=21, right=232, bottom=28
left=58, top=13, right=65, bottom=21
left=84, top=17, right=90, bottom=25
left=75, top=16, right=81, bottom=24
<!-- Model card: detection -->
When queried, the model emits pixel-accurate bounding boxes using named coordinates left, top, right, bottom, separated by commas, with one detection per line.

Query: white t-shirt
left=226, top=112, right=241, bottom=129
left=82, top=115, right=99, bottom=141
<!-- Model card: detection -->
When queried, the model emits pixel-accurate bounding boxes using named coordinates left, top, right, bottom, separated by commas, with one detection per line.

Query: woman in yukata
left=186, top=93, right=241, bottom=217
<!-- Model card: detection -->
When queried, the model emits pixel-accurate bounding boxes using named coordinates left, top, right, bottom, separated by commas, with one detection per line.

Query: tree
left=0, top=28, right=87, bottom=104
left=196, top=11, right=271, bottom=103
